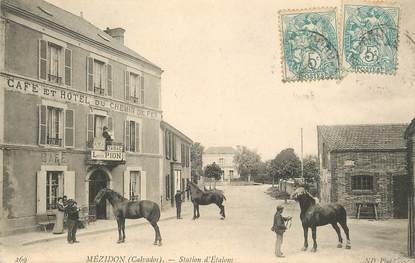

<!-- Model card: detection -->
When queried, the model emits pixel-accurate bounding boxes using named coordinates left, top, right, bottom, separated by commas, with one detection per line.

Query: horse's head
left=291, top=187, right=316, bottom=205
left=94, top=188, right=109, bottom=205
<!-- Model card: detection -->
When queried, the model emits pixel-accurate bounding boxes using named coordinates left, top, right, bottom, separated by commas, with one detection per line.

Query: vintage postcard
left=0, top=0, right=414, bottom=263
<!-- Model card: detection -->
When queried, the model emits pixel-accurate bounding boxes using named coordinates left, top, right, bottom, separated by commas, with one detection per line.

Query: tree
left=204, top=162, right=222, bottom=181
left=190, top=142, right=204, bottom=183
left=234, top=145, right=262, bottom=181
left=270, top=148, right=301, bottom=182
left=303, top=155, right=319, bottom=184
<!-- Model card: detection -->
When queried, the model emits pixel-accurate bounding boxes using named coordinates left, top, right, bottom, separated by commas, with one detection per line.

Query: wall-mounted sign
left=91, top=150, right=125, bottom=161
left=3, top=75, right=161, bottom=120
left=41, top=151, right=67, bottom=165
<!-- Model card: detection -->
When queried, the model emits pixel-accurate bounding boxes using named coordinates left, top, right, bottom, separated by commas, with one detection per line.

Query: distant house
left=317, top=124, right=408, bottom=219
left=404, top=119, right=415, bottom=257
left=203, top=146, right=240, bottom=181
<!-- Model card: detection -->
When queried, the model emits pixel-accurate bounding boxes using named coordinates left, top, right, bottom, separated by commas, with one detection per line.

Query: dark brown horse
left=187, top=181, right=226, bottom=220
left=94, top=188, right=162, bottom=246
left=291, top=187, right=351, bottom=252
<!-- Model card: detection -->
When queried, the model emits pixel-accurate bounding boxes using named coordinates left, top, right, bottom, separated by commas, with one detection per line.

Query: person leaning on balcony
left=102, top=126, right=113, bottom=148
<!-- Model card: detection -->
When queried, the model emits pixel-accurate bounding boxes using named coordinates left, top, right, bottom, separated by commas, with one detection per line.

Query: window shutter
left=38, top=105, right=47, bottom=145
left=165, top=131, right=169, bottom=160
left=37, top=170, right=47, bottom=214
left=64, top=171, right=75, bottom=200
left=87, top=57, right=94, bottom=92
left=135, top=122, right=140, bottom=153
left=87, top=114, right=94, bottom=147
left=107, top=64, right=113, bottom=97
left=64, top=49, right=72, bottom=86
left=125, top=120, right=130, bottom=151
left=172, top=135, right=177, bottom=161
left=125, top=71, right=130, bottom=101
left=141, top=171, right=147, bottom=200
left=123, top=170, right=130, bottom=199
left=140, top=75, right=144, bottom=104
left=39, top=40, right=47, bottom=80
left=64, top=109, right=75, bottom=147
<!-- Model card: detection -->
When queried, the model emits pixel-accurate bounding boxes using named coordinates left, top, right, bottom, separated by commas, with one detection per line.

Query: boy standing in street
left=66, top=201, right=80, bottom=244
left=271, top=205, right=292, bottom=257
left=175, top=190, right=184, bottom=219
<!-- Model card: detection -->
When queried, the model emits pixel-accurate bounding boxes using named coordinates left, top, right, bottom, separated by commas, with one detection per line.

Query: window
left=219, top=158, right=224, bottom=166
left=352, top=175, right=374, bottom=191
left=87, top=57, right=112, bottom=96
left=125, top=71, right=144, bottom=104
left=166, top=174, right=170, bottom=200
left=46, top=171, right=63, bottom=210
left=185, top=145, right=190, bottom=167
left=39, top=105, right=74, bottom=147
left=130, top=171, right=141, bottom=201
left=38, top=40, right=71, bottom=86
left=86, top=113, right=113, bottom=148
left=229, top=170, right=234, bottom=178
left=181, top=144, right=186, bottom=166
left=172, top=135, right=177, bottom=161
left=125, top=120, right=140, bottom=152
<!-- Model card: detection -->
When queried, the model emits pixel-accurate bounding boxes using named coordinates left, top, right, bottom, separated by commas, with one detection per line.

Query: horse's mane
left=103, top=188, right=127, bottom=201
left=189, top=182, right=204, bottom=194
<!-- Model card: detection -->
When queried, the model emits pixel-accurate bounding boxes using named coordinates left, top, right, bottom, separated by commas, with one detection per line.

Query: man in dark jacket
left=175, top=190, right=184, bottom=219
left=66, top=201, right=80, bottom=244
left=271, top=205, right=292, bottom=257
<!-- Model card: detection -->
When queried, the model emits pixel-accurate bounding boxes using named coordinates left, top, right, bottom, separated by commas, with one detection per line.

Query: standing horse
left=94, top=188, right=162, bottom=246
left=187, top=181, right=226, bottom=220
left=291, top=187, right=351, bottom=252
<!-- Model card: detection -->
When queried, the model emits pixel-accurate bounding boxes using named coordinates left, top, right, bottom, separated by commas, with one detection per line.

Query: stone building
left=317, top=124, right=408, bottom=219
left=202, top=146, right=240, bottom=182
left=161, top=121, right=192, bottom=208
left=404, top=119, right=415, bottom=257
left=0, top=0, right=165, bottom=235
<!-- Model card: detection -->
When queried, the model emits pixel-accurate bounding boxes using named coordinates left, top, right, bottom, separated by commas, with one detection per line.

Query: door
left=393, top=175, right=408, bottom=219
left=89, top=170, right=108, bottom=219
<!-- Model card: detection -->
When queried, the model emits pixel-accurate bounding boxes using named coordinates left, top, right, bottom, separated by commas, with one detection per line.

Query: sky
left=48, top=0, right=415, bottom=160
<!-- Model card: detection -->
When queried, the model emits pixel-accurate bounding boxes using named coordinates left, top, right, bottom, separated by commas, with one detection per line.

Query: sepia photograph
left=0, top=0, right=414, bottom=262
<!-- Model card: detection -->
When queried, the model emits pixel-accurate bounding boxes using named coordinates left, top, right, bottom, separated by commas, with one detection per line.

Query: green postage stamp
left=342, top=4, right=400, bottom=74
left=279, top=8, right=341, bottom=82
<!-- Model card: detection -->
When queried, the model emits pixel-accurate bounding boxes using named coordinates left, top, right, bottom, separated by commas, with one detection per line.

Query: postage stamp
left=342, top=4, right=400, bottom=74
left=279, top=8, right=341, bottom=82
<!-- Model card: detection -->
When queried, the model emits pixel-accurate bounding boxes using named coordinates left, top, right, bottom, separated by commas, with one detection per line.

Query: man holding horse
left=175, top=190, right=184, bottom=219
left=271, top=205, right=292, bottom=258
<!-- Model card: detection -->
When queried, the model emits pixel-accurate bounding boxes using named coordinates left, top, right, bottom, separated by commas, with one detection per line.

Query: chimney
left=104, top=27, right=126, bottom=44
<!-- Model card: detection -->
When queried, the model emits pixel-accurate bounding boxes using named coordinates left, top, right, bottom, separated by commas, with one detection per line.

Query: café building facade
left=0, top=0, right=164, bottom=235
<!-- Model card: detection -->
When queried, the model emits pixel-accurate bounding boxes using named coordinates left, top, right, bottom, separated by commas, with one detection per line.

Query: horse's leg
left=192, top=202, right=197, bottom=220
left=339, top=221, right=351, bottom=249
left=151, top=222, right=162, bottom=246
left=121, top=218, right=126, bottom=242
left=217, top=202, right=225, bottom=219
left=222, top=204, right=226, bottom=219
left=311, top=226, right=317, bottom=252
left=331, top=223, right=343, bottom=248
left=302, top=225, right=308, bottom=251
left=116, top=217, right=123, bottom=243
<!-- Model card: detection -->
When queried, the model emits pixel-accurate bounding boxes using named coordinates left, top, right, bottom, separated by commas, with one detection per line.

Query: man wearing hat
left=174, top=189, right=184, bottom=219
left=271, top=205, right=292, bottom=257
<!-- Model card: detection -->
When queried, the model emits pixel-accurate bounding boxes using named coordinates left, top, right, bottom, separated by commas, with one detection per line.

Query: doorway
left=89, top=170, right=108, bottom=219
left=393, top=175, right=408, bottom=219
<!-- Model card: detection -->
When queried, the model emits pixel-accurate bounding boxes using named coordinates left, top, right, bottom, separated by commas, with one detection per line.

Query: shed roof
left=3, top=0, right=161, bottom=70
left=318, top=124, right=408, bottom=151
left=204, top=146, right=237, bottom=154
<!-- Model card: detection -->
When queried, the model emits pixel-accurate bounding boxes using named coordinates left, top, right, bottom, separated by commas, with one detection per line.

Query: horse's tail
left=337, top=204, right=348, bottom=224
left=149, top=203, right=161, bottom=223
left=222, top=194, right=227, bottom=201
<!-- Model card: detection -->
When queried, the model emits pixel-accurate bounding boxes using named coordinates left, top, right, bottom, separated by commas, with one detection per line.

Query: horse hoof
left=220, top=217, right=225, bottom=220
left=158, top=242, right=162, bottom=247
left=337, top=244, right=342, bottom=248
left=301, top=247, right=308, bottom=251
left=311, top=248, right=317, bottom=253
left=117, top=240, right=123, bottom=244
left=346, top=245, right=351, bottom=249
left=153, top=242, right=158, bottom=246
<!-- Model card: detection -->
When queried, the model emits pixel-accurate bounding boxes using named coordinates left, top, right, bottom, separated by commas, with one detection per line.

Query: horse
left=94, top=188, right=162, bottom=246
left=186, top=181, right=226, bottom=220
left=290, top=187, right=351, bottom=252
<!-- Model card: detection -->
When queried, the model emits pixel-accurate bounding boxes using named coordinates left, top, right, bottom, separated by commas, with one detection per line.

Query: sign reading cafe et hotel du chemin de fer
left=2, top=74, right=162, bottom=120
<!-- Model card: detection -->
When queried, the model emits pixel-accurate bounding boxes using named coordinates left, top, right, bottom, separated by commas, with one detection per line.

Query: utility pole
left=301, top=128, right=304, bottom=179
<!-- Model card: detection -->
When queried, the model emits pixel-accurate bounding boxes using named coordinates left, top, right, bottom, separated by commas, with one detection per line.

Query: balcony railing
left=48, top=74, right=62, bottom=84
left=94, top=86, right=105, bottom=95
left=130, top=96, right=140, bottom=104
left=47, top=137, right=62, bottom=146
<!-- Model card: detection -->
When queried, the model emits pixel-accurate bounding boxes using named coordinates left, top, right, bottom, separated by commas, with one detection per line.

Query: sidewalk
left=0, top=202, right=191, bottom=247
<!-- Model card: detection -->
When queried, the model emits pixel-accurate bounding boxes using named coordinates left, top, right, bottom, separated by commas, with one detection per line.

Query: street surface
left=1, top=185, right=413, bottom=263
